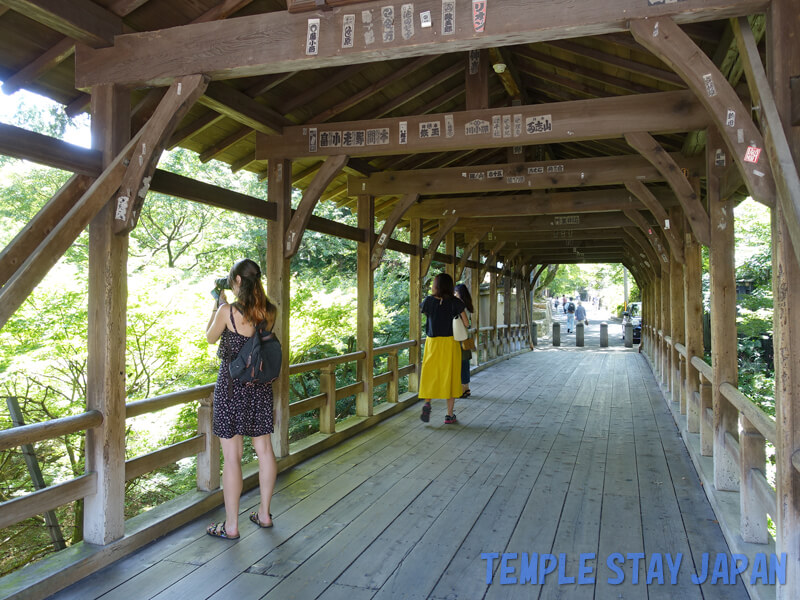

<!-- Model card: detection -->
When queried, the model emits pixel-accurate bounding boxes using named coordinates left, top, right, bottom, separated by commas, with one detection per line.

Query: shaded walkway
left=51, top=350, right=748, bottom=600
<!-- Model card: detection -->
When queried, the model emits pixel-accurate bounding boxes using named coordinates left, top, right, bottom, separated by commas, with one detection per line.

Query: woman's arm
left=460, top=310, right=470, bottom=328
left=206, top=299, right=229, bottom=344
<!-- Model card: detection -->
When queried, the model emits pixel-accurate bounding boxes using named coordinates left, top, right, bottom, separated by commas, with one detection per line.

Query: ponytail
left=229, top=259, right=277, bottom=329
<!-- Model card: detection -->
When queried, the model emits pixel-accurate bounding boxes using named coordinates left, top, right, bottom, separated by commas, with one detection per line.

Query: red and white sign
left=472, top=0, right=486, bottom=32
left=743, top=146, right=762, bottom=164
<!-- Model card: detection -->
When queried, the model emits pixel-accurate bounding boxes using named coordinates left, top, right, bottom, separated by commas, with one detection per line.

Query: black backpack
left=567, top=302, right=576, bottom=313
left=229, top=323, right=282, bottom=386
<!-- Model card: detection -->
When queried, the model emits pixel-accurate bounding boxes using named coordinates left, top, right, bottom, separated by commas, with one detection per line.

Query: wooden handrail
left=792, top=450, right=800, bottom=475
left=690, top=356, right=713, bottom=382
left=0, top=410, right=103, bottom=451
left=0, top=473, right=96, bottom=529
left=374, top=340, right=416, bottom=353
left=126, top=385, right=214, bottom=419
left=125, top=435, right=206, bottom=482
left=674, top=342, right=687, bottom=358
left=720, top=382, right=777, bottom=445
left=664, top=335, right=672, bottom=346
left=289, top=350, right=366, bottom=374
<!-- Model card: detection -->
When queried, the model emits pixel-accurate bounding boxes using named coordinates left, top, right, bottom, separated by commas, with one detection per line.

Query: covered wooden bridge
left=0, top=0, right=798, bottom=598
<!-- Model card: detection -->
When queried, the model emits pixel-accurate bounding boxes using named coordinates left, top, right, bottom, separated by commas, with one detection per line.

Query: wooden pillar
left=267, top=158, right=292, bottom=458
left=660, top=268, right=671, bottom=388
left=356, top=194, right=374, bottom=417
left=470, top=245, right=480, bottom=365
left=465, top=49, right=489, bottom=110
left=84, top=84, right=129, bottom=545
left=769, top=0, right=800, bottom=591
left=408, top=219, right=422, bottom=392
left=653, top=275, right=661, bottom=371
left=503, top=275, right=511, bottom=355
left=684, top=227, right=704, bottom=434
left=669, top=207, right=686, bottom=411
left=445, top=230, right=456, bottom=280
left=708, top=128, right=739, bottom=492
left=489, top=272, right=498, bottom=359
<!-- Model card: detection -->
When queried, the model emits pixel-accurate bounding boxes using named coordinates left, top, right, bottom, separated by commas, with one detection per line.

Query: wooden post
left=445, top=230, right=456, bottom=280
left=5, top=397, right=66, bottom=550
left=700, top=376, right=714, bottom=456
left=84, top=84, right=128, bottom=546
left=660, top=269, right=671, bottom=389
left=470, top=245, right=480, bottom=365
left=408, top=219, right=422, bottom=393
left=503, top=275, right=512, bottom=355
left=319, top=367, right=337, bottom=434
left=489, top=272, right=498, bottom=359
left=653, top=276, right=661, bottom=369
left=387, top=350, right=399, bottom=403
left=267, top=158, right=292, bottom=458
left=708, top=127, right=739, bottom=492
left=356, top=194, right=374, bottom=417
left=196, top=392, right=220, bottom=492
left=740, top=419, right=768, bottom=543
left=684, top=226, right=704, bottom=434
left=669, top=207, right=686, bottom=411
left=769, top=2, right=800, bottom=593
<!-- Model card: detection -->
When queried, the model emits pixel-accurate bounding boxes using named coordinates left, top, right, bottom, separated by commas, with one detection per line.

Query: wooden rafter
left=622, top=210, right=671, bottom=268
left=625, top=131, right=711, bottom=247
left=1, top=0, right=122, bottom=46
left=629, top=17, right=776, bottom=209
left=421, top=217, right=459, bottom=278
left=114, top=74, right=209, bottom=234
left=370, top=193, right=419, bottom=269
left=284, top=154, right=350, bottom=258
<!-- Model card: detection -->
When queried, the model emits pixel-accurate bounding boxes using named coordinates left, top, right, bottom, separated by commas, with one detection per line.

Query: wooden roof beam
left=199, top=82, right=291, bottom=135
left=455, top=233, right=485, bottom=281
left=350, top=152, right=704, bottom=196
left=365, top=62, right=464, bottom=119
left=259, top=90, right=710, bottom=160
left=629, top=17, right=776, bottom=210
left=457, top=212, right=635, bottom=233
left=74, top=0, right=769, bottom=88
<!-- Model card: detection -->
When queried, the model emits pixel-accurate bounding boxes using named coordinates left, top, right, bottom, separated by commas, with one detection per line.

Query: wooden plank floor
left=50, top=349, right=749, bottom=600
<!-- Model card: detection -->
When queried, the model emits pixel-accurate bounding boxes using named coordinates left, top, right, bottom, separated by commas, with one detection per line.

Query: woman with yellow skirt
left=419, top=273, right=469, bottom=424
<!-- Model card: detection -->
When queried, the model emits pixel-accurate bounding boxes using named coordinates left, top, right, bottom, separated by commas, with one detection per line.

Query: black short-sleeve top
left=421, top=295, right=466, bottom=337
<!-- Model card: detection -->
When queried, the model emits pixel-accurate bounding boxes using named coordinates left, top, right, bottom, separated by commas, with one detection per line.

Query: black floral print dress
left=213, top=308, right=274, bottom=439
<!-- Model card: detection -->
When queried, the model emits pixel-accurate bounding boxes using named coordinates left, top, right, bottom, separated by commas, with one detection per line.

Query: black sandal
left=420, top=402, right=431, bottom=422
left=206, top=522, right=239, bottom=540
left=249, top=512, right=273, bottom=528
left=460, top=389, right=471, bottom=399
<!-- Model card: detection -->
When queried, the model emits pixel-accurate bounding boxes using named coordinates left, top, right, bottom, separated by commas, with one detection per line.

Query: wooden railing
left=0, top=340, right=419, bottom=534
left=643, top=325, right=776, bottom=546
left=475, top=323, right=529, bottom=364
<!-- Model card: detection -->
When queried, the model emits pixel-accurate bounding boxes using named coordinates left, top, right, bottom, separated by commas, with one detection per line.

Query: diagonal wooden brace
left=370, top=192, right=418, bottom=270
left=479, top=240, right=506, bottom=282
left=284, top=154, right=349, bottom=258
left=455, top=233, right=485, bottom=281
left=623, top=209, right=671, bottom=269
left=113, top=74, right=209, bottom=234
left=629, top=18, right=776, bottom=209
left=625, top=132, right=710, bottom=247
left=421, top=217, right=458, bottom=278
left=625, top=179, right=685, bottom=263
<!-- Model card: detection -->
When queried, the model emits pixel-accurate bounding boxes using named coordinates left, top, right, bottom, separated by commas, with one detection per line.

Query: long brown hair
left=229, top=259, right=276, bottom=328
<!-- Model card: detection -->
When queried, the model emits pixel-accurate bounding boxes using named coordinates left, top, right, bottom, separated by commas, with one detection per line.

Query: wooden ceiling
left=0, top=0, right=764, bottom=271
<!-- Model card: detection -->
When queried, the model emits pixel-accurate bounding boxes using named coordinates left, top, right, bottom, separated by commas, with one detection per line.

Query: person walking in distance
left=575, top=300, right=587, bottom=327
left=566, top=297, right=576, bottom=333
left=205, top=259, right=278, bottom=539
left=419, top=273, right=469, bottom=425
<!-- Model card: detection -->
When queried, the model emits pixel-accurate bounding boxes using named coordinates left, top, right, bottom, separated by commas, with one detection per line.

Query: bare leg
left=447, top=397, right=455, bottom=416
left=220, top=435, right=243, bottom=536
left=252, top=434, right=277, bottom=525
